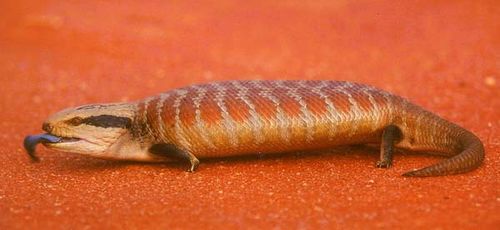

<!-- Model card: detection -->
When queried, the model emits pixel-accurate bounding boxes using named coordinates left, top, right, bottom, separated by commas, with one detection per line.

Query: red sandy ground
left=0, top=1, right=499, bottom=229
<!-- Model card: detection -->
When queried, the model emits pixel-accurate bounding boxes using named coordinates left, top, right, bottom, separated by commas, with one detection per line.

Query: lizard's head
left=24, top=103, right=156, bottom=161
left=42, top=103, right=135, bottom=154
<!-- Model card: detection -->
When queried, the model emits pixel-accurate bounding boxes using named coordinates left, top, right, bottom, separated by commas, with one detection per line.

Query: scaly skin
left=25, top=80, right=485, bottom=177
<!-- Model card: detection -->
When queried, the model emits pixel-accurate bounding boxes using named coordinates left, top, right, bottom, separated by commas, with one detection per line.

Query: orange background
left=1, top=1, right=499, bottom=229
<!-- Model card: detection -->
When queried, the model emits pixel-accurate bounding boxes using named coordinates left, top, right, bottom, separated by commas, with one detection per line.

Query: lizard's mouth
left=23, top=133, right=81, bottom=161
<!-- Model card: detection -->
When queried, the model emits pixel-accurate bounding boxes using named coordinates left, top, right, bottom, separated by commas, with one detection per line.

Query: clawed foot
left=376, top=160, right=392, bottom=168
left=187, top=158, right=200, bottom=172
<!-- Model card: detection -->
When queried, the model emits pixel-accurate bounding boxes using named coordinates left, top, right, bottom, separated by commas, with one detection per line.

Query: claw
left=376, top=160, right=392, bottom=168
left=187, top=158, right=200, bottom=172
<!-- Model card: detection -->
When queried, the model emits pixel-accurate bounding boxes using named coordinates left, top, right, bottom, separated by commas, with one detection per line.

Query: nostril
left=42, top=123, right=52, bottom=132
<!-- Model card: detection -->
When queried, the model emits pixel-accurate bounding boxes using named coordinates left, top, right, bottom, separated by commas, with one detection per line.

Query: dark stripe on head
left=67, top=115, right=132, bottom=128
left=83, top=115, right=132, bottom=128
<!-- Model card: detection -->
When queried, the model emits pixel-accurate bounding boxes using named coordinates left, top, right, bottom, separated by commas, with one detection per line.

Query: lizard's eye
left=66, top=117, right=83, bottom=126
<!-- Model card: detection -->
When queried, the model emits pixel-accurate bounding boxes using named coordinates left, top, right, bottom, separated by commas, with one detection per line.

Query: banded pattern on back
left=135, top=80, right=398, bottom=157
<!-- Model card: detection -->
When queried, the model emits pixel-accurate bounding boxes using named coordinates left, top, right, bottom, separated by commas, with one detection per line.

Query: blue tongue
left=23, top=134, right=61, bottom=162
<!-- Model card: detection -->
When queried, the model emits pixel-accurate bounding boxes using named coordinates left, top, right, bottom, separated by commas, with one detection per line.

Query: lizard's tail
left=402, top=127, right=484, bottom=177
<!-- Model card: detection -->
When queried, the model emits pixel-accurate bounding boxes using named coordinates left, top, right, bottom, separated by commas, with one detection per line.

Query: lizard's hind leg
left=376, top=125, right=401, bottom=168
